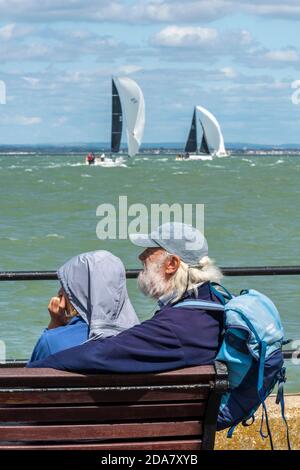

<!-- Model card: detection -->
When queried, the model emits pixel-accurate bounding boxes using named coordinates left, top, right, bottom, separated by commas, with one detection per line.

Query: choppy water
left=0, top=152, right=299, bottom=391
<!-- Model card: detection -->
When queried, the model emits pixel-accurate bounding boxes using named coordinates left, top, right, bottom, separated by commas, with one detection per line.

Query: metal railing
left=1, top=265, right=300, bottom=281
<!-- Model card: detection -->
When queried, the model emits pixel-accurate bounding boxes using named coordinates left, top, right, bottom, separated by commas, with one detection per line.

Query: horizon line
left=1, top=142, right=300, bottom=148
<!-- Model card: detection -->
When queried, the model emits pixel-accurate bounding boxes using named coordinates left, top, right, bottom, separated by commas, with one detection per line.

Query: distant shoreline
left=1, top=147, right=300, bottom=156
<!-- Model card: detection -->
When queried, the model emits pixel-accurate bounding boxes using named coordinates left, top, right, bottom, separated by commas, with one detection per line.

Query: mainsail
left=111, top=79, right=123, bottom=153
left=184, top=108, right=197, bottom=153
left=199, top=122, right=210, bottom=155
left=196, top=105, right=227, bottom=157
left=113, top=77, right=145, bottom=157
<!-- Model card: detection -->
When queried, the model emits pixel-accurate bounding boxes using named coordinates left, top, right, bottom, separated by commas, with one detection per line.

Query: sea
left=0, top=152, right=299, bottom=391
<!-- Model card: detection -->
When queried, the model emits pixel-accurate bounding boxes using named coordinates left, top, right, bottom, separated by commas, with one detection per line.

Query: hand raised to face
left=47, top=289, right=70, bottom=329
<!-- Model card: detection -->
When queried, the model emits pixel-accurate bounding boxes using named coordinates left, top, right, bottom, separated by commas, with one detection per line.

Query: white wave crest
left=46, top=233, right=65, bottom=239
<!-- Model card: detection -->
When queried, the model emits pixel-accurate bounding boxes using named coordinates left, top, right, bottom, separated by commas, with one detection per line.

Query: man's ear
left=165, top=255, right=181, bottom=275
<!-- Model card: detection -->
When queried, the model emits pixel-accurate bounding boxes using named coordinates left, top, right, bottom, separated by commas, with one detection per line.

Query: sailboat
left=177, top=105, right=228, bottom=161
left=86, top=77, right=145, bottom=167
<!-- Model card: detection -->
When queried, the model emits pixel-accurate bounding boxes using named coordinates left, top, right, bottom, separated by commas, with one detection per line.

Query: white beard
left=137, top=258, right=171, bottom=299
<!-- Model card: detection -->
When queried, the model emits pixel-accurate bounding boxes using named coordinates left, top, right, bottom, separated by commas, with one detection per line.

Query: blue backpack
left=174, top=283, right=291, bottom=450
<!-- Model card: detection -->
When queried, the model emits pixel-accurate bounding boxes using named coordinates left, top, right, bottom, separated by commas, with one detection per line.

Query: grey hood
left=57, top=250, right=140, bottom=339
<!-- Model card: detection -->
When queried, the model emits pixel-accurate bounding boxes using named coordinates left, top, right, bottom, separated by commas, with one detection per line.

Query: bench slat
left=0, top=420, right=202, bottom=442
left=0, top=401, right=206, bottom=423
left=0, top=366, right=215, bottom=388
left=0, top=388, right=209, bottom=405
left=0, top=439, right=202, bottom=450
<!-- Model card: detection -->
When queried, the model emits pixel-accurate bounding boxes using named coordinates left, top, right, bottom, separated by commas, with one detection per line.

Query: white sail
left=196, top=105, right=227, bottom=157
left=113, top=77, right=145, bottom=157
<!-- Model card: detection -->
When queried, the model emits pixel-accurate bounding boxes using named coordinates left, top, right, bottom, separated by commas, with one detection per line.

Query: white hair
left=168, top=255, right=223, bottom=303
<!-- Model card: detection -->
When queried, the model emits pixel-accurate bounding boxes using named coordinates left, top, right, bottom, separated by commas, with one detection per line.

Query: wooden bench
left=0, top=361, right=228, bottom=450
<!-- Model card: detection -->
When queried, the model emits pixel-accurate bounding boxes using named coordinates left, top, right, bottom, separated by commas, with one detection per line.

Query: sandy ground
left=215, top=394, right=300, bottom=450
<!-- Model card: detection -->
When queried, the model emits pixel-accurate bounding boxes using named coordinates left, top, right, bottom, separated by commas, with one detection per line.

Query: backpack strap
left=173, top=299, right=225, bottom=311
left=210, top=282, right=234, bottom=302
left=258, top=341, right=267, bottom=397
left=174, top=283, right=233, bottom=310
left=257, top=341, right=274, bottom=449
left=276, top=367, right=292, bottom=450
left=209, top=284, right=227, bottom=305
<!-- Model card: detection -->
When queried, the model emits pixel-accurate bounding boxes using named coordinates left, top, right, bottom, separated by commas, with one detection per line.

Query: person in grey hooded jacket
left=28, top=250, right=139, bottom=364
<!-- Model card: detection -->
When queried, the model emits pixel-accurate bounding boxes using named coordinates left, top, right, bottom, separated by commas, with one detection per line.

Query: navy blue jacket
left=28, top=282, right=224, bottom=372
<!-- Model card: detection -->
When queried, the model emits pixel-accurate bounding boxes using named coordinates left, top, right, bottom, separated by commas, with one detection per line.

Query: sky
left=1, top=0, right=300, bottom=145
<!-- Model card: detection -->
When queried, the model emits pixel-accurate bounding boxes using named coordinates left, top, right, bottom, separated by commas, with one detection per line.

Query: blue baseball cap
left=129, top=222, right=208, bottom=266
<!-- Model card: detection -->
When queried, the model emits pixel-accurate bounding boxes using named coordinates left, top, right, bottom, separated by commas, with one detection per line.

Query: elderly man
left=28, top=223, right=224, bottom=372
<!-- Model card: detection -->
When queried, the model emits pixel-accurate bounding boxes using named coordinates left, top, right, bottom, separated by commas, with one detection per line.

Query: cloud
left=117, top=65, right=143, bottom=75
left=152, top=25, right=218, bottom=47
left=0, top=0, right=232, bottom=23
left=151, top=25, right=255, bottom=51
left=150, top=26, right=260, bottom=65
left=220, top=67, right=237, bottom=79
left=0, top=23, right=17, bottom=40
left=0, top=114, right=42, bottom=125
left=0, top=0, right=125, bottom=22
left=22, top=76, right=41, bottom=87
left=0, top=41, right=52, bottom=62
left=263, top=49, right=299, bottom=63
left=153, top=1, right=300, bottom=23
left=0, top=26, right=126, bottom=63
left=1, top=1, right=300, bottom=24
left=52, top=116, right=68, bottom=127
left=150, top=25, right=300, bottom=69
left=130, top=0, right=231, bottom=23
left=241, top=46, right=300, bottom=69
left=243, top=1, right=300, bottom=20
left=15, top=115, right=42, bottom=125
left=134, top=1, right=300, bottom=23
left=0, top=23, right=33, bottom=40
